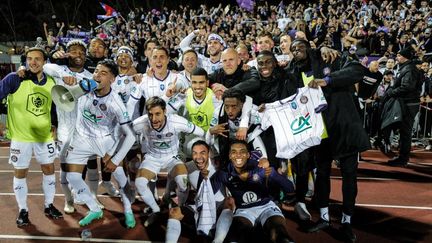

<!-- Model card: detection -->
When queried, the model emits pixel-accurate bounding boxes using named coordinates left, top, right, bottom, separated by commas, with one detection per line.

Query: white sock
left=166, top=218, right=181, bottom=243
left=174, top=174, right=188, bottom=206
left=342, top=213, right=351, bottom=224
left=112, top=167, right=132, bottom=213
left=213, top=209, right=233, bottom=243
left=87, top=168, right=99, bottom=197
left=135, top=177, right=160, bottom=213
left=320, top=207, right=329, bottom=221
left=60, top=169, right=73, bottom=203
left=42, top=174, right=56, bottom=207
left=13, top=177, right=28, bottom=211
left=66, top=172, right=101, bottom=212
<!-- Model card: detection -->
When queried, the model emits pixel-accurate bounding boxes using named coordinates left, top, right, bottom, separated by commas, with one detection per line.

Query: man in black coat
left=288, top=39, right=369, bottom=243
left=384, top=47, right=422, bottom=166
left=208, top=48, right=260, bottom=98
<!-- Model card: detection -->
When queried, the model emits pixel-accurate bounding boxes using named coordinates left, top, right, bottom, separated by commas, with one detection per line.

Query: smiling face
left=182, top=51, right=198, bottom=74
left=257, top=54, right=276, bottom=78
left=207, top=40, right=224, bottom=57
left=257, top=35, right=274, bottom=52
left=117, top=53, right=133, bottom=69
left=68, top=44, right=86, bottom=69
left=192, top=144, right=210, bottom=171
left=229, top=142, right=249, bottom=170
left=148, top=105, right=166, bottom=130
left=191, top=75, right=208, bottom=100
left=26, top=50, right=46, bottom=76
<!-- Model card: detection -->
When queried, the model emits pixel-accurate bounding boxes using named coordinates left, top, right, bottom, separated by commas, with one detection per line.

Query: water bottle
left=81, top=229, right=92, bottom=241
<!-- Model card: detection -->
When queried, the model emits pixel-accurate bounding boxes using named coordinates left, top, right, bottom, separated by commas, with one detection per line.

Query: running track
left=0, top=145, right=430, bottom=243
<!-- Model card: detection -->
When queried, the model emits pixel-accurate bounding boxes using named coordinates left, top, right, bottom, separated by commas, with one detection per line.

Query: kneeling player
left=212, top=140, right=295, bottom=243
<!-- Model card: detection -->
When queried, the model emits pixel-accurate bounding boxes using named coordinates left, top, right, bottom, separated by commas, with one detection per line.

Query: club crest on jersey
left=99, top=104, right=107, bottom=111
left=300, top=95, right=308, bottom=104
left=290, top=113, right=312, bottom=135
left=93, top=100, right=98, bottom=106
left=27, top=92, right=48, bottom=116
left=117, top=79, right=122, bottom=85
left=160, top=84, right=165, bottom=91
left=242, top=191, right=258, bottom=204
left=166, top=132, right=174, bottom=137
left=252, top=173, right=260, bottom=182
left=323, top=67, right=331, bottom=75
left=157, top=135, right=162, bottom=139
left=290, top=101, right=298, bottom=109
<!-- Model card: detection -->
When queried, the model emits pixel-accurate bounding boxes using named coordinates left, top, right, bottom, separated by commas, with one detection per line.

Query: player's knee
left=135, top=177, right=149, bottom=192
left=14, top=168, right=28, bottom=178
left=66, top=171, right=82, bottom=184
left=41, top=163, right=55, bottom=175
left=174, top=175, right=188, bottom=192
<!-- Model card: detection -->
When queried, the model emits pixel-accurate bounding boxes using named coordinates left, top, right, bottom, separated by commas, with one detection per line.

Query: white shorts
left=140, top=153, right=183, bottom=175
left=65, top=134, right=115, bottom=165
left=9, top=140, right=56, bottom=169
left=234, top=201, right=284, bottom=226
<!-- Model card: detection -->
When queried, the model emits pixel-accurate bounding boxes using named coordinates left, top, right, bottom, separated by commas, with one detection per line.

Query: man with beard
left=287, top=39, right=368, bottom=242
left=43, top=40, right=102, bottom=213
left=1, top=47, right=63, bottom=226
left=51, top=37, right=109, bottom=73
left=180, top=30, right=225, bottom=74
left=165, top=140, right=234, bottom=243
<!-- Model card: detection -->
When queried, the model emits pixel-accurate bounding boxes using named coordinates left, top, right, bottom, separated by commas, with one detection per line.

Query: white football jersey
left=43, top=63, right=93, bottom=139
left=133, top=114, right=204, bottom=159
left=251, top=87, right=327, bottom=159
left=127, top=71, right=180, bottom=116
left=112, top=74, right=137, bottom=104
left=75, top=90, right=130, bottom=138
left=200, top=56, right=222, bottom=75
left=130, top=71, right=178, bottom=100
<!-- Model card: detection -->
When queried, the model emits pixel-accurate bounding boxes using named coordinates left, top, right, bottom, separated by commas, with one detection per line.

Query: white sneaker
left=426, top=145, right=431, bottom=150
left=64, top=201, right=75, bottom=214
left=294, top=202, right=311, bottom=221
left=100, top=181, right=120, bottom=197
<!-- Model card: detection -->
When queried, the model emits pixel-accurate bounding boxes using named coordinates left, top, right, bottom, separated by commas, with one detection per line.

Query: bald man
left=209, top=48, right=260, bottom=98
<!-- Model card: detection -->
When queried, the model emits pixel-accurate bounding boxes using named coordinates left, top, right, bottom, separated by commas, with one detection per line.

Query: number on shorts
left=47, top=143, right=55, bottom=154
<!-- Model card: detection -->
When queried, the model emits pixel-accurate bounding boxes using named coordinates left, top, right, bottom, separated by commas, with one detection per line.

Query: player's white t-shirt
left=43, top=64, right=93, bottom=140
left=75, top=89, right=130, bottom=138
left=133, top=114, right=204, bottom=159
left=250, top=87, right=327, bottom=159
left=200, top=57, right=222, bottom=75
left=127, top=71, right=188, bottom=116
left=112, top=74, right=137, bottom=104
